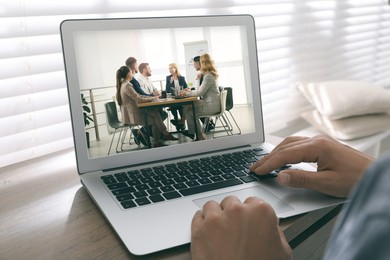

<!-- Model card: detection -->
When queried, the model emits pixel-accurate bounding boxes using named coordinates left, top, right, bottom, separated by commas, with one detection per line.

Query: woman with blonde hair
left=116, top=66, right=178, bottom=148
left=165, top=63, right=189, bottom=131
left=180, top=53, right=221, bottom=141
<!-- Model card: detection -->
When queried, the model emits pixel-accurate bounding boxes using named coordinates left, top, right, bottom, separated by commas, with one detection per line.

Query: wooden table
left=137, top=97, right=198, bottom=147
left=0, top=144, right=342, bottom=260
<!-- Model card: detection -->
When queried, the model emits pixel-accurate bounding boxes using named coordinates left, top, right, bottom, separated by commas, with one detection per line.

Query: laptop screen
left=61, top=15, right=264, bottom=173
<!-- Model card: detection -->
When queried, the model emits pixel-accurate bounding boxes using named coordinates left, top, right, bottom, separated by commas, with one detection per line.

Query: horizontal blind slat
left=0, top=71, right=66, bottom=98
left=0, top=121, right=73, bottom=156
left=1, top=88, right=69, bottom=118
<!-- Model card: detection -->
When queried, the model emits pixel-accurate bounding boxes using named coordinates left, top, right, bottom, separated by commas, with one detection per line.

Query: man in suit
left=125, top=58, right=165, bottom=145
left=125, top=57, right=153, bottom=97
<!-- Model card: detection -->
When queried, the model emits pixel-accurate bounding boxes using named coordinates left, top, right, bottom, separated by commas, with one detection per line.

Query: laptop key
left=128, top=172, right=142, bottom=180
left=198, top=178, right=212, bottom=185
left=149, top=194, right=165, bottom=203
left=102, top=177, right=117, bottom=185
left=107, top=182, right=128, bottom=190
left=173, top=176, right=188, bottom=183
left=112, top=187, right=136, bottom=196
left=253, top=172, right=278, bottom=179
left=166, top=172, right=179, bottom=179
left=154, top=169, right=168, bottom=175
left=121, top=200, right=137, bottom=209
left=240, top=175, right=258, bottom=183
left=153, top=175, right=167, bottom=181
left=161, top=179, right=175, bottom=186
left=135, top=197, right=151, bottom=206
left=187, top=174, right=199, bottom=181
left=162, top=191, right=182, bottom=200
left=198, top=172, right=211, bottom=178
left=253, top=149, right=268, bottom=156
left=173, top=183, right=188, bottom=190
left=116, top=175, right=130, bottom=182
left=233, top=170, right=247, bottom=177
left=186, top=180, right=200, bottom=187
left=133, top=190, right=148, bottom=198
left=127, top=179, right=141, bottom=186
left=147, top=188, right=161, bottom=195
left=220, top=167, right=234, bottom=173
left=149, top=181, right=163, bottom=188
left=177, top=170, right=190, bottom=176
left=140, top=177, right=153, bottom=184
left=135, top=184, right=149, bottom=191
left=140, top=168, right=153, bottom=174
left=221, top=173, right=235, bottom=180
left=101, top=174, right=113, bottom=179
left=116, top=194, right=134, bottom=202
left=245, top=158, right=257, bottom=163
left=210, top=176, right=224, bottom=182
left=232, top=165, right=245, bottom=171
left=180, top=178, right=243, bottom=196
left=209, top=170, right=222, bottom=176
left=160, top=185, right=175, bottom=192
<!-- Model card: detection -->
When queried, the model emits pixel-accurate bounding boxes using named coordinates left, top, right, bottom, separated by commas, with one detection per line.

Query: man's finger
left=202, top=200, right=222, bottom=215
left=191, top=210, right=204, bottom=227
left=220, top=196, right=242, bottom=210
left=277, top=169, right=336, bottom=194
left=250, top=136, right=310, bottom=173
left=253, top=141, right=321, bottom=175
left=243, top=196, right=264, bottom=204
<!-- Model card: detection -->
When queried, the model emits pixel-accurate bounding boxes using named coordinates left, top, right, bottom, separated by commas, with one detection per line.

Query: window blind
left=1, top=0, right=389, bottom=167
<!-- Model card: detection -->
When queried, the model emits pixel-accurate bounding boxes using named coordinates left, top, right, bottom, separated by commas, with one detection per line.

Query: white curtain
left=1, top=0, right=389, bottom=167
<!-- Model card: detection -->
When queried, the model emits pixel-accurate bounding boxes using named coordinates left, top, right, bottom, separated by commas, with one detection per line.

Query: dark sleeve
left=324, top=152, right=390, bottom=260
left=180, top=76, right=188, bottom=89
left=199, top=74, right=204, bottom=85
left=131, top=78, right=152, bottom=96
left=166, top=76, right=174, bottom=93
left=165, top=76, right=170, bottom=92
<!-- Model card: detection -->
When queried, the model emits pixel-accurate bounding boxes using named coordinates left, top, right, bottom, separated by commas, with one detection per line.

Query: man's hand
left=191, top=196, right=292, bottom=260
left=250, top=135, right=374, bottom=198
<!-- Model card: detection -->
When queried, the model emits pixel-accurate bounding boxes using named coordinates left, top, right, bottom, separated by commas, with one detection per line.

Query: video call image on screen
left=73, top=25, right=256, bottom=159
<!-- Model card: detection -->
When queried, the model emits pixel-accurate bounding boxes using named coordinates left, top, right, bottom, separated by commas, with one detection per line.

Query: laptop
left=60, top=15, right=343, bottom=255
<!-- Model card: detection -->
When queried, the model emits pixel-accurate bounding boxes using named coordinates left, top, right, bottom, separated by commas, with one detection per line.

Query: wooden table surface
left=0, top=141, right=342, bottom=259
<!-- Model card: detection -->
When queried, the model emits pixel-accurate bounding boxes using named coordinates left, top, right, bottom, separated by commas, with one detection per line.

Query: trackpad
left=193, top=186, right=294, bottom=215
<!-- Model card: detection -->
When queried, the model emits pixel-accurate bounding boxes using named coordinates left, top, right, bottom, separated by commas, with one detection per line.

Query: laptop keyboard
left=101, top=148, right=290, bottom=209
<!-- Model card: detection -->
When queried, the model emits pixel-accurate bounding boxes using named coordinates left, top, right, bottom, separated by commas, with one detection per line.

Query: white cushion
left=301, top=110, right=390, bottom=140
left=297, top=81, right=390, bottom=119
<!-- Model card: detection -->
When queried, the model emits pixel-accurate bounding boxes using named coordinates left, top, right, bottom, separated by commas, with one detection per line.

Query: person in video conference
left=191, top=135, right=390, bottom=259
left=193, top=55, right=215, bottom=132
left=137, top=62, right=160, bottom=96
left=193, top=55, right=204, bottom=87
left=180, top=54, right=221, bottom=141
left=137, top=62, right=168, bottom=121
left=125, top=57, right=153, bottom=97
left=165, top=63, right=188, bottom=131
left=115, top=66, right=178, bottom=148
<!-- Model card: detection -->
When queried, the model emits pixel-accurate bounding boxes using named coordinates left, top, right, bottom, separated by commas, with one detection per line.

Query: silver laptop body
left=60, top=15, right=343, bottom=255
